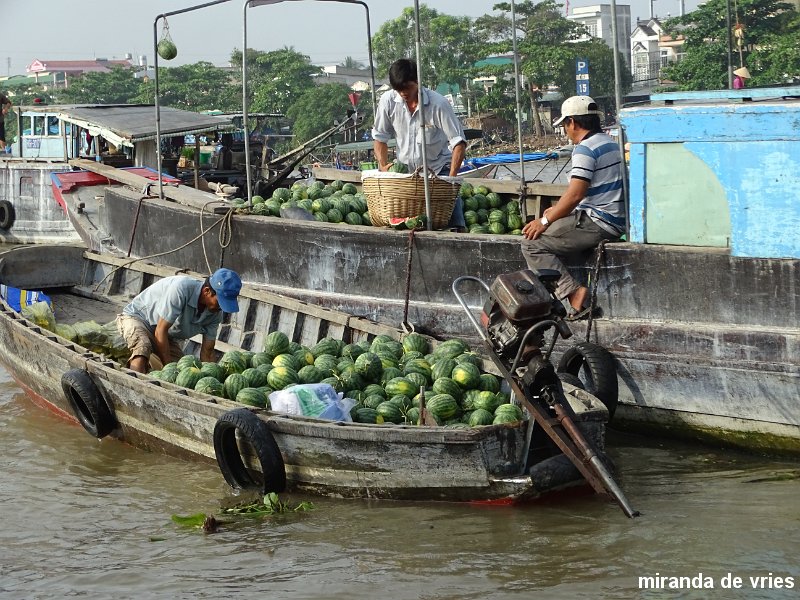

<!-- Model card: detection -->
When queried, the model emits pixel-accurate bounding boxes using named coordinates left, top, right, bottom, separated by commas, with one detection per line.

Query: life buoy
left=61, top=368, right=115, bottom=438
left=0, top=200, right=16, bottom=230
left=557, top=342, right=619, bottom=418
left=213, top=408, right=286, bottom=493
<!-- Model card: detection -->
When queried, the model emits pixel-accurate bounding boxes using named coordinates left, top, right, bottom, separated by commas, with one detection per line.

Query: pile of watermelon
left=227, top=179, right=524, bottom=236
left=459, top=181, right=524, bottom=236
left=232, top=180, right=374, bottom=226
left=149, top=330, right=526, bottom=428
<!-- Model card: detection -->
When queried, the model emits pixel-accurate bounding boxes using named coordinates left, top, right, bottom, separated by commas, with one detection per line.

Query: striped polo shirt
left=571, top=132, right=625, bottom=235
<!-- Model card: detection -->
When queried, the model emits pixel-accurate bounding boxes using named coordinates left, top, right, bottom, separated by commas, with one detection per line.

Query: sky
left=3, top=0, right=700, bottom=76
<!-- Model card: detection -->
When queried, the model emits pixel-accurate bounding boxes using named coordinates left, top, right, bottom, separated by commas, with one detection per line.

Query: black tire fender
left=61, top=368, right=115, bottom=438
left=557, top=341, right=619, bottom=418
left=0, top=200, right=16, bottom=230
left=213, top=408, right=286, bottom=494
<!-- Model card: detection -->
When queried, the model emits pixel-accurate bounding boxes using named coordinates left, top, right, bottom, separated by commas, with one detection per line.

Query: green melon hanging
left=157, top=18, right=178, bottom=61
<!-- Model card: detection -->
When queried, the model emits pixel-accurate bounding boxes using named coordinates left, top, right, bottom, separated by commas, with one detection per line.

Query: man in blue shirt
left=521, top=96, right=625, bottom=319
left=116, top=268, right=242, bottom=373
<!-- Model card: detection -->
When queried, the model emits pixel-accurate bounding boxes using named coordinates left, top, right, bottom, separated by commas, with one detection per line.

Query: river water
left=1, top=363, right=798, bottom=599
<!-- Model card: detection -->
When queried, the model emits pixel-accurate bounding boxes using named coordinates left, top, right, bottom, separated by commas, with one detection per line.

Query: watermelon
left=239, top=351, right=255, bottom=368
left=388, top=394, right=413, bottom=411
left=337, top=358, right=355, bottom=373
left=381, top=367, right=403, bottom=383
left=488, top=222, right=507, bottom=235
left=175, top=367, right=203, bottom=389
left=469, top=224, right=489, bottom=234
left=478, top=373, right=501, bottom=393
left=462, top=389, right=482, bottom=411
left=384, top=377, right=416, bottom=399
left=464, top=210, right=478, bottom=226
left=464, top=196, right=479, bottom=211
left=353, top=407, right=382, bottom=424
left=495, top=391, right=511, bottom=405
left=327, top=208, right=343, bottom=223
left=495, top=403, right=524, bottom=421
left=293, top=347, right=315, bottom=367
left=236, top=387, right=267, bottom=408
left=401, top=332, right=430, bottom=355
left=431, top=358, right=457, bottom=382
left=376, top=401, right=404, bottom=424
left=338, top=369, right=364, bottom=391
left=434, top=339, right=469, bottom=360
left=159, top=364, right=179, bottom=384
left=264, top=331, right=290, bottom=355
left=219, top=350, right=247, bottom=377
left=426, top=394, right=459, bottom=420
left=320, top=376, right=343, bottom=392
left=266, top=366, right=299, bottom=390
left=298, top=365, right=323, bottom=384
left=340, top=343, right=366, bottom=361
left=345, top=212, right=363, bottom=226
left=354, top=352, right=382, bottom=382
left=432, top=377, right=462, bottom=401
left=256, top=363, right=274, bottom=376
left=194, top=376, right=224, bottom=396
left=341, top=183, right=358, bottom=195
left=451, top=363, right=481, bottom=389
left=404, top=371, right=427, bottom=392
left=473, top=390, right=500, bottom=413
left=493, top=412, right=521, bottom=425
left=313, top=211, right=328, bottom=222
left=403, top=358, right=432, bottom=383
left=272, top=353, right=299, bottom=371
left=405, top=406, right=420, bottom=425
left=224, top=373, right=247, bottom=400
left=456, top=352, right=482, bottom=368
left=459, top=181, right=474, bottom=198
left=250, top=352, right=274, bottom=368
left=149, top=370, right=162, bottom=380
left=363, top=394, right=385, bottom=409
left=287, top=341, right=303, bottom=353
left=157, top=39, right=178, bottom=61
left=486, top=192, right=502, bottom=208
left=314, top=354, right=338, bottom=377
left=241, top=367, right=268, bottom=389
left=361, top=212, right=373, bottom=226
left=507, top=213, right=524, bottom=230
left=468, top=408, right=495, bottom=427
left=363, top=383, right=386, bottom=399
left=376, top=351, right=399, bottom=370
left=346, top=389, right=366, bottom=403
left=312, top=337, right=340, bottom=358
left=177, top=355, right=201, bottom=370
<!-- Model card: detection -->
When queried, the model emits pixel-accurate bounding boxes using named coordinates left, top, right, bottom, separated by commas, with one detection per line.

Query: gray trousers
left=520, top=211, right=620, bottom=300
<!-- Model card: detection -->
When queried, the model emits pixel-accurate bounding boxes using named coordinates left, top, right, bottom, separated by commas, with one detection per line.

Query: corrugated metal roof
left=20, top=104, right=234, bottom=148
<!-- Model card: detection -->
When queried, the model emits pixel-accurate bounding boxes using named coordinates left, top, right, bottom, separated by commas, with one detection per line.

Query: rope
left=400, top=227, right=416, bottom=333
left=93, top=200, right=235, bottom=291
left=200, top=200, right=235, bottom=273
left=585, top=239, right=607, bottom=342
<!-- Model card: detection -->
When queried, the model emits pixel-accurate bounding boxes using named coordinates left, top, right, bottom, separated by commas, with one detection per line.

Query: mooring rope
left=93, top=199, right=234, bottom=291
left=585, top=239, right=608, bottom=342
left=400, top=227, right=417, bottom=333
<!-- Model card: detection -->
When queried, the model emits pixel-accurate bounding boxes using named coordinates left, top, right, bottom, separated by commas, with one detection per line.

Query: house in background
left=25, top=58, right=133, bottom=89
left=568, top=4, right=632, bottom=68
left=630, top=18, right=685, bottom=89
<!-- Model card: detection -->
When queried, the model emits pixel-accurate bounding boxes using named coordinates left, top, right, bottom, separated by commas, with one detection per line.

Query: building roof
left=19, top=104, right=233, bottom=148
left=27, top=59, right=132, bottom=74
left=474, top=55, right=514, bottom=68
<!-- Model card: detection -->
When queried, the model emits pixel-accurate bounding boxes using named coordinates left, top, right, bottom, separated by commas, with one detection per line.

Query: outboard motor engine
left=480, top=269, right=570, bottom=365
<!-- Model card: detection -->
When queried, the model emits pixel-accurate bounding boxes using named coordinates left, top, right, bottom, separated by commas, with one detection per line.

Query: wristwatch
left=540, top=215, right=550, bottom=226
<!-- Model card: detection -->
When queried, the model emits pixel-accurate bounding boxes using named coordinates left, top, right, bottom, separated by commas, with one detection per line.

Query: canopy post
left=412, top=0, right=432, bottom=230
left=510, top=0, right=527, bottom=216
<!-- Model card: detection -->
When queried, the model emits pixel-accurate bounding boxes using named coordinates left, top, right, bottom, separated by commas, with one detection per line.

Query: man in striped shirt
left=521, top=95, right=625, bottom=320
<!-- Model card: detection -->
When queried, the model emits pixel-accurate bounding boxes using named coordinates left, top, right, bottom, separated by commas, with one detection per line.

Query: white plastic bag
left=269, top=384, right=355, bottom=422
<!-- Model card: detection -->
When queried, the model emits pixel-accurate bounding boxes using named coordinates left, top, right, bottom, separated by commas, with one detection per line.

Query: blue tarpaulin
left=467, top=152, right=557, bottom=167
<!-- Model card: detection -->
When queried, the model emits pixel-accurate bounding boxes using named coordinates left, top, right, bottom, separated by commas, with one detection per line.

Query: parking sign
left=576, top=58, right=590, bottom=96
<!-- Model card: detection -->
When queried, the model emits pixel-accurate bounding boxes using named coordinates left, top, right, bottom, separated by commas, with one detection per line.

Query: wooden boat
left=0, top=243, right=610, bottom=503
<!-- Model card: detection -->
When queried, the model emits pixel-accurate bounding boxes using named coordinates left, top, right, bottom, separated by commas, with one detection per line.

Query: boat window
left=33, top=116, right=45, bottom=136
left=47, top=116, right=59, bottom=136
left=22, top=116, right=32, bottom=136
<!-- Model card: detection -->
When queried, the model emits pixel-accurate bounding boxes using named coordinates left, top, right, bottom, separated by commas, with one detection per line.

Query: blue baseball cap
left=209, top=268, right=242, bottom=313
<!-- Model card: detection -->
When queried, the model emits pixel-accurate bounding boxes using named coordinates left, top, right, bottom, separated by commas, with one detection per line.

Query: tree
left=58, top=65, right=142, bottom=104
left=475, top=0, right=591, bottom=136
left=661, top=0, right=797, bottom=89
left=371, top=5, right=480, bottom=89
left=339, top=56, right=366, bottom=70
left=133, top=62, right=237, bottom=112
left=286, top=83, right=355, bottom=143
left=229, top=47, right=319, bottom=114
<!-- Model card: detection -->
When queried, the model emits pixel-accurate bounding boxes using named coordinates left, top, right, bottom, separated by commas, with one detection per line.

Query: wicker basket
left=362, top=170, right=460, bottom=229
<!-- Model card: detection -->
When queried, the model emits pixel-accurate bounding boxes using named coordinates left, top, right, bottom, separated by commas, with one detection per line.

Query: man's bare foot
left=568, top=286, right=589, bottom=311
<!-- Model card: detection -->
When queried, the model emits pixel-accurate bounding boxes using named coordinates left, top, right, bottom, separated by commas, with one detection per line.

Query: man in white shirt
left=372, top=59, right=466, bottom=228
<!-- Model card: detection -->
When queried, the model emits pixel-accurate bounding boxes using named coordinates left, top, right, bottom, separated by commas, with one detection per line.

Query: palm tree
left=339, top=56, right=366, bottom=70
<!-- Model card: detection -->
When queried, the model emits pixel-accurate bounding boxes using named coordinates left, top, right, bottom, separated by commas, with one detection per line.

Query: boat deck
left=51, top=290, right=123, bottom=326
